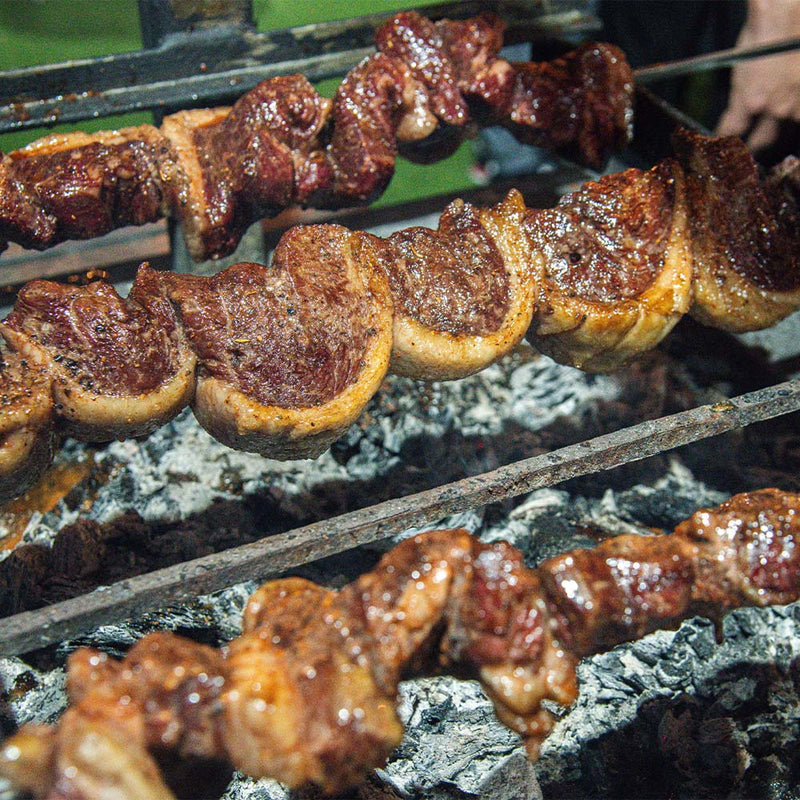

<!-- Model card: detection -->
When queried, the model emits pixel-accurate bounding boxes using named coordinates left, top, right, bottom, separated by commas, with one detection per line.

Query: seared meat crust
left=526, top=158, right=692, bottom=371
left=0, top=13, right=633, bottom=261
left=3, top=267, right=196, bottom=442
left=0, top=126, right=173, bottom=252
left=373, top=189, right=538, bottom=379
left=162, top=226, right=394, bottom=459
left=0, top=333, right=54, bottom=498
left=2, top=489, right=798, bottom=797
left=674, top=128, right=800, bottom=332
left=0, top=131, right=797, bottom=498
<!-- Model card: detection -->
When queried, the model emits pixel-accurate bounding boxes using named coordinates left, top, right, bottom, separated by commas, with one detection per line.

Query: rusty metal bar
left=0, top=378, right=798, bottom=656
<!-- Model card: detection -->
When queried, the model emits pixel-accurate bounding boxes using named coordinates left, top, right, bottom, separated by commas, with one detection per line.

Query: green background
left=0, top=0, right=477, bottom=205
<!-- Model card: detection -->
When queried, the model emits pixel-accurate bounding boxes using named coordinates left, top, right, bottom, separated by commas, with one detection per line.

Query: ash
left=2, top=317, right=800, bottom=799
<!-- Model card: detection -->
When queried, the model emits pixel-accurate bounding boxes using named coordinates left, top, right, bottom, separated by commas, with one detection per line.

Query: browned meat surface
left=0, top=127, right=174, bottom=252
left=674, top=128, right=800, bottom=332
left=0, top=12, right=634, bottom=261
left=166, top=75, right=331, bottom=259
left=532, top=161, right=680, bottom=304
left=0, top=634, right=230, bottom=799
left=7, top=281, right=170, bottom=397
left=436, top=13, right=514, bottom=107
left=372, top=189, right=537, bottom=380
left=324, top=52, right=410, bottom=205
left=380, top=199, right=510, bottom=336
left=160, top=225, right=394, bottom=458
left=164, top=232, right=383, bottom=408
left=525, top=157, right=693, bottom=371
left=375, top=12, right=470, bottom=128
left=67, top=633, right=228, bottom=760
left=508, top=42, right=633, bottom=167
left=1, top=129, right=799, bottom=500
left=1, top=489, right=798, bottom=798
left=1, top=710, right=174, bottom=800
left=0, top=333, right=54, bottom=500
left=3, top=265, right=195, bottom=440
left=543, top=489, right=800, bottom=656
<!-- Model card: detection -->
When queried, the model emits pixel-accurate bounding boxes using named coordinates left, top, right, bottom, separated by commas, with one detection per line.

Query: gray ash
left=537, top=605, right=800, bottom=799
left=1, top=306, right=800, bottom=798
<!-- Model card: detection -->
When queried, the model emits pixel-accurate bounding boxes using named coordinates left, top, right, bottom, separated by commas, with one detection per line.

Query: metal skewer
left=0, top=378, right=798, bottom=657
left=635, top=36, right=800, bottom=84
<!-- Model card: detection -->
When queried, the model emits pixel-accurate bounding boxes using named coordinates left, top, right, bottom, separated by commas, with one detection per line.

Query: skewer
left=0, top=377, right=798, bottom=657
left=635, top=36, right=800, bottom=84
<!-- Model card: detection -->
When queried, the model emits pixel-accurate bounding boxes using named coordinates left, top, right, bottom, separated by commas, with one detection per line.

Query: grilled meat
left=0, top=12, right=634, bottom=261
left=0, top=131, right=797, bottom=501
left=0, top=185, right=537, bottom=495
left=0, top=334, right=54, bottom=499
left=0, top=126, right=175, bottom=252
left=161, top=75, right=331, bottom=260
left=673, top=128, right=800, bottom=332
left=1, top=489, right=798, bottom=797
left=160, top=227, right=394, bottom=459
left=370, top=188, right=538, bottom=379
left=525, top=157, right=693, bottom=371
left=3, top=265, right=196, bottom=442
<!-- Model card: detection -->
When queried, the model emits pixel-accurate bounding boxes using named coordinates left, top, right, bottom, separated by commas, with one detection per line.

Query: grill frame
left=0, top=379, right=799, bottom=656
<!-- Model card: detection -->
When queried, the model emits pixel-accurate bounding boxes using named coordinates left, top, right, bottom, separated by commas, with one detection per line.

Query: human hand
left=717, top=0, right=800, bottom=151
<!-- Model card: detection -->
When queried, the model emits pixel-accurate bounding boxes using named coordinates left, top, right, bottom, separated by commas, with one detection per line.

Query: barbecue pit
left=0, top=3, right=799, bottom=798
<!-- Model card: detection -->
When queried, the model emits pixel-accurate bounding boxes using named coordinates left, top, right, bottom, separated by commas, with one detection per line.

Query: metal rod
left=635, top=36, right=800, bottom=84
left=0, top=47, right=376, bottom=133
left=1, top=378, right=798, bottom=657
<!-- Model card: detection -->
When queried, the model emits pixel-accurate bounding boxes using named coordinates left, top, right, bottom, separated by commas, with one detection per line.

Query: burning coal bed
left=1, top=310, right=799, bottom=799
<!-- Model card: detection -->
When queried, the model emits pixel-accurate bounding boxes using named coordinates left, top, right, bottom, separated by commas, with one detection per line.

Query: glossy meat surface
left=1, top=264, right=195, bottom=442
left=6, top=279, right=178, bottom=397
left=160, top=226, right=394, bottom=458
left=163, top=229, right=382, bottom=409
left=437, top=13, right=513, bottom=104
left=0, top=12, right=633, bottom=261
left=509, top=42, right=633, bottom=167
left=0, top=131, right=797, bottom=496
left=674, top=128, right=800, bottom=332
left=188, top=75, right=331, bottom=256
left=67, top=633, right=228, bottom=760
left=0, top=127, right=171, bottom=252
left=676, top=129, right=800, bottom=293
left=325, top=52, right=409, bottom=205
left=373, top=188, right=537, bottom=380
left=525, top=157, right=693, bottom=371
left=1, top=489, right=798, bottom=798
left=530, top=159, right=678, bottom=304
left=375, top=11, right=470, bottom=127
left=0, top=334, right=54, bottom=499
left=377, top=198, right=510, bottom=336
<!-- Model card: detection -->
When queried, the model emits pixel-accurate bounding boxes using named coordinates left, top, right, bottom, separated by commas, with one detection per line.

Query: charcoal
left=536, top=606, right=800, bottom=798
left=220, top=678, right=541, bottom=800
left=380, top=677, right=541, bottom=800
left=0, top=657, right=66, bottom=730
left=0, top=247, right=798, bottom=799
